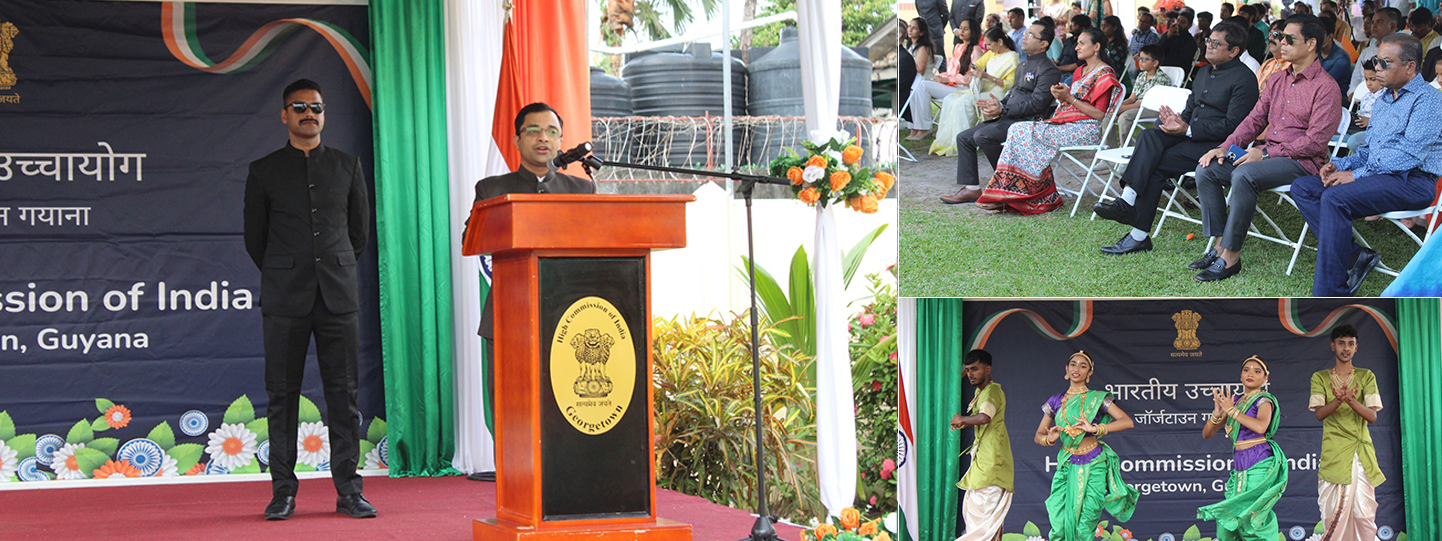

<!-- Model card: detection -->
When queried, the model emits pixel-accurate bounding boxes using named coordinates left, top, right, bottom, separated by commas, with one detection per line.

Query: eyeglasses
left=287, top=102, right=325, bottom=114
left=1136, top=56, right=1157, bottom=63
left=1374, top=57, right=1405, bottom=70
left=521, top=126, right=562, bottom=138
left=1204, top=38, right=1228, bottom=49
left=1270, top=31, right=1297, bottom=45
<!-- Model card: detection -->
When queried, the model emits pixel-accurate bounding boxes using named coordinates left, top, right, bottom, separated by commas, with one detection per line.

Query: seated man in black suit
left=1092, top=22, right=1260, bottom=254
left=462, top=102, right=595, bottom=480
left=941, top=21, right=1063, bottom=204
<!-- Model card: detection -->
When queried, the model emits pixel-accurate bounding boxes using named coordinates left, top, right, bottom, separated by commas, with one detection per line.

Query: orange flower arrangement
left=814, top=524, right=838, bottom=539
left=858, top=521, right=879, bottom=536
left=858, top=194, right=879, bottom=214
left=103, top=404, right=131, bottom=429
left=839, top=508, right=862, bottom=530
left=770, top=137, right=892, bottom=212
left=788, top=166, right=805, bottom=185
left=874, top=532, right=891, bottom=541
left=93, top=460, right=141, bottom=479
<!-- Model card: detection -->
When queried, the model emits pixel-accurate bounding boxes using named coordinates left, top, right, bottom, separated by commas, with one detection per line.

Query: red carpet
left=0, top=475, right=805, bottom=541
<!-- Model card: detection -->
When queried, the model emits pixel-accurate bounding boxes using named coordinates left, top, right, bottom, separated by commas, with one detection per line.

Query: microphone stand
left=597, top=157, right=792, bottom=541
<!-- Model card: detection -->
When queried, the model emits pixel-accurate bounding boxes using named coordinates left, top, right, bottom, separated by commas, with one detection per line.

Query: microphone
left=547, top=142, right=593, bottom=172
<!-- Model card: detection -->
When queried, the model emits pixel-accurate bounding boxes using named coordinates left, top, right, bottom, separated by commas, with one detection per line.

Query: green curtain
left=916, top=298, right=965, bottom=541
left=1397, top=298, right=1441, bottom=541
left=370, top=0, right=458, bottom=477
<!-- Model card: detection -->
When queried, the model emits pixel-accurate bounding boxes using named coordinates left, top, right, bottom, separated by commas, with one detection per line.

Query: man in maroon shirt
left=1191, top=13, right=1344, bottom=283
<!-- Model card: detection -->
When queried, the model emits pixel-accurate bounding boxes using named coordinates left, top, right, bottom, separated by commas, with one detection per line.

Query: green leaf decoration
left=89, top=437, right=119, bottom=457
left=836, top=532, right=862, bottom=541
left=0, top=411, right=14, bottom=441
left=1397, top=533, right=1407, bottom=541
left=1314, top=521, right=1325, bottom=534
left=298, top=396, right=321, bottom=424
left=1000, top=534, right=1030, bottom=541
left=246, top=418, right=269, bottom=443
left=1183, top=525, right=1202, bottom=541
left=6, top=434, right=36, bottom=460
left=95, top=398, right=115, bottom=414
left=148, top=422, right=175, bottom=450
left=232, top=457, right=261, bottom=474
left=1023, top=521, right=1042, bottom=537
left=66, top=419, right=94, bottom=445
left=366, top=418, right=387, bottom=443
left=295, top=462, right=316, bottom=472
left=169, top=443, right=204, bottom=474
left=359, top=440, right=375, bottom=462
left=73, top=447, right=109, bottom=477
left=91, top=416, right=111, bottom=432
left=223, top=395, right=255, bottom=425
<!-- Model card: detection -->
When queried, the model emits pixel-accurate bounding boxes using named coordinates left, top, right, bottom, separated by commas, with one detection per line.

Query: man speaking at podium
left=465, top=102, right=595, bottom=481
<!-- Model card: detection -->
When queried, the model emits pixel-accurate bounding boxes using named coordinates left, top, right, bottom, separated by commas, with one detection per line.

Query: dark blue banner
left=958, top=299, right=1404, bottom=541
left=0, top=1, right=385, bottom=480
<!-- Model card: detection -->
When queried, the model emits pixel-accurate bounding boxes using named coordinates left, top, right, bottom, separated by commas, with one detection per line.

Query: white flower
left=296, top=421, right=330, bottom=468
left=157, top=453, right=179, bottom=477
left=50, top=443, right=87, bottom=480
left=364, top=445, right=386, bottom=469
left=1304, top=535, right=1322, bottom=541
left=802, top=165, right=825, bottom=183
left=824, top=149, right=844, bottom=163
left=0, top=442, right=17, bottom=481
left=204, top=423, right=258, bottom=471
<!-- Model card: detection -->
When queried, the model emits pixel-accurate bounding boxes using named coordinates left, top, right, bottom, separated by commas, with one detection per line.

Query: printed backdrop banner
left=0, top=1, right=386, bottom=481
left=958, top=299, right=1404, bottom=541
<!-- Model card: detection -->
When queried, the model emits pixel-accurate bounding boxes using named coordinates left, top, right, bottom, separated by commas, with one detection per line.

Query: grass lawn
left=896, top=136, right=1423, bottom=297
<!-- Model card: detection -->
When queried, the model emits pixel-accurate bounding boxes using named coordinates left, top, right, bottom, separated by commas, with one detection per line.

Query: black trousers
left=1119, top=128, right=1219, bottom=232
left=263, top=289, right=363, bottom=498
left=955, top=117, right=1023, bottom=185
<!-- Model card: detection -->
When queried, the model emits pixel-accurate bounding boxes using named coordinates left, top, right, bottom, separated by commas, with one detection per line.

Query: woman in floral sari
left=977, top=27, right=1122, bottom=215
left=930, top=26, right=1018, bottom=156
left=1034, top=351, right=1139, bottom=541
left=1197, top=356, right=1288, bottom=541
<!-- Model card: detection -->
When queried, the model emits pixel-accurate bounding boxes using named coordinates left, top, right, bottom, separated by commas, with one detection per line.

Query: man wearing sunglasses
left=243, top=78, right=375, bottom=520
left=1092, top=22, right=1260, bottom=255
left=1291, top=33, right=1442, bottom=296
left=1192, top=14, right=1343, bottom=283
left=465, top=103, right=596, bottom=480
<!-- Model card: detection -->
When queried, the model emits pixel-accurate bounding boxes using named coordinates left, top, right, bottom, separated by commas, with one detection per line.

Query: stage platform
left=1, top=474, right=806, bottom=541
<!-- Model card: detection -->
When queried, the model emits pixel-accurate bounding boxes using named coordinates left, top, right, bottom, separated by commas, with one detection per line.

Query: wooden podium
left=463, top=194, right=694, bottom=541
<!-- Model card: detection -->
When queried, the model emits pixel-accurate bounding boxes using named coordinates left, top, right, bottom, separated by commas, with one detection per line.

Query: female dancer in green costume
left=1033, top=351, right=1140, bottom=541
left=1198, top=356, right=1289, bottom=541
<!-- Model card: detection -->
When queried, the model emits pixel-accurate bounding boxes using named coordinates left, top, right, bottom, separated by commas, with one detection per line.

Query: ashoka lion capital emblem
left=1173, top=310, right=1202, bottom=350
left=571, top=328, right=615, bottom=397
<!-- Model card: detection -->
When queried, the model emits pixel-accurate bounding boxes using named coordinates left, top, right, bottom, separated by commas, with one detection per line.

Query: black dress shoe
left=1188, top=248, right=1220, bottom=270
left=1346, top=247, right=1381, bottom=295
left=337, top=494, right=377, bottom=518
left=264, top=495, right=295, bottom=521
left=1100, top=233, right=1153, bottom=255
left=1092, top=199, right=1137, bottom=225
left=466, top=471, right=496, bottom=482
left=1195, top=258, right=1241, bottom=282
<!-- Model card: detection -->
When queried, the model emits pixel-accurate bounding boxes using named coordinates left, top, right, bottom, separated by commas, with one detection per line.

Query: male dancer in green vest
left=950, top=349, right=1014, bottom=541
left=1308, top=324, right=1385, bottom=541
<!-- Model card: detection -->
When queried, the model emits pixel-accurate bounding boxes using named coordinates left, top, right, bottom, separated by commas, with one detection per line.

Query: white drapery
left=443, top=0, right=510, bottom=475
left=897, top=298, right=919, bottom=541
left=797, top=0, right=856, bottom=519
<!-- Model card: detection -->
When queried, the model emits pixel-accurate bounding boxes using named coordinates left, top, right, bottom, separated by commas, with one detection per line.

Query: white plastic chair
left=1340, top=178, right=1442, bottom=278
left=1159, top=66, right=1186, bottom=88
left=1087, top=86, right=1194, bottom=217
left=1053, top=86, right=1128, bottom=217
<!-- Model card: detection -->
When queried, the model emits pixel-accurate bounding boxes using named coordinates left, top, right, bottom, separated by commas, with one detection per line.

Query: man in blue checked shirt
left=1291, top=33, right=1442, bottom=296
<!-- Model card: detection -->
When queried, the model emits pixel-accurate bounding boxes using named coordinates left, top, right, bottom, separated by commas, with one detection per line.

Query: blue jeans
left=1291, top=169, right=1437, bottom=296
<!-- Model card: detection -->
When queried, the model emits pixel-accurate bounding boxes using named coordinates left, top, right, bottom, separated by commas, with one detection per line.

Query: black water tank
left=623, top=43, right=747, bottom=167
left=747, top=28, right=876, bottom=168
left=590, top=66, right=633, bottom=117
left=589, top=66, right=635, bottom=165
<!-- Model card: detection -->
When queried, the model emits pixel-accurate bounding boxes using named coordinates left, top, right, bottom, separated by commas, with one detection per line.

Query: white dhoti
left=957, top=485, right=1012, bottom=541
left=1317, top=455, right=1380, bottom=541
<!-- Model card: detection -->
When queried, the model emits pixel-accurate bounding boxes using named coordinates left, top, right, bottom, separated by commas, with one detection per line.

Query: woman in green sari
left=1033, top=351, right=1139, bottom=541
left=1197, top=355, right=1289, bottom=541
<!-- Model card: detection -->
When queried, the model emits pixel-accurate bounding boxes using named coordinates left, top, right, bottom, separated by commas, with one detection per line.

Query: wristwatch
left=1261, top=147, right=1270, bottom=159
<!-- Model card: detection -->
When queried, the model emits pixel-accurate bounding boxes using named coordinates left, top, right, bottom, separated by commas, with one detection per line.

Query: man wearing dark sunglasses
left=1093, top=22, right=1259, bottom=255
left=1192, top=14, right=1343, bottom=283
left=1291, top=33, right=1442, bottom=296
left=1349, top=7, right=1402, bottom=100
left=243, top=78, right=375, bottom=520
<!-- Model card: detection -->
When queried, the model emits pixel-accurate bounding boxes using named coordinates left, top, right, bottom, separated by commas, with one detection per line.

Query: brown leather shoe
left=940, top=186, right=983, bottom=205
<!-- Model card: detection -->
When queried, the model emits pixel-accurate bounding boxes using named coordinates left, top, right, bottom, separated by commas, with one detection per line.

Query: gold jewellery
left=1243, top=355, right=1269, bottom=375
left=1064, top=441, right=1098, bottom=455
